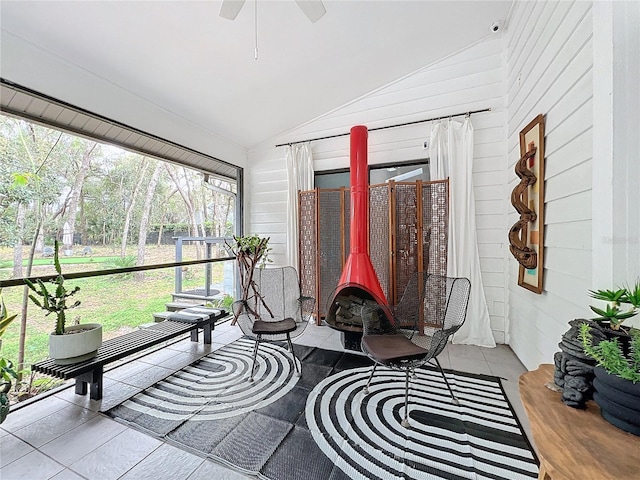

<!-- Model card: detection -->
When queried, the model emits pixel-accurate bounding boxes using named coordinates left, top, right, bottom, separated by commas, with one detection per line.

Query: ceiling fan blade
left=219, top=0, right=246, bottom=20
left=295, top=0, right=326, bottom=23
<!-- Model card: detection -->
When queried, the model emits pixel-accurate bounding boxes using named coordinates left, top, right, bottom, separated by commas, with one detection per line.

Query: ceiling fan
left=219, top=0, right=326, bottom=23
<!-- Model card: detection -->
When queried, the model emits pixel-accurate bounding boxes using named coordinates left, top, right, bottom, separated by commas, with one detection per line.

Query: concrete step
left=152, top=311, right=171, bottom=322
left=172, top=292, right=219, bottom=302
left=165, top=301, right=205, bottom=312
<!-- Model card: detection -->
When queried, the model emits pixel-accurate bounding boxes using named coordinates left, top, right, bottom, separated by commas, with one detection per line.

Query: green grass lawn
left=0, top=262, right=227, bottom=369
left=0, top=256, right=113, bottom=268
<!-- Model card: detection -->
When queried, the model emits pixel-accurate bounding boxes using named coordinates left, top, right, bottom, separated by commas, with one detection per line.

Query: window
left=314, top=160, right=430, bottom=189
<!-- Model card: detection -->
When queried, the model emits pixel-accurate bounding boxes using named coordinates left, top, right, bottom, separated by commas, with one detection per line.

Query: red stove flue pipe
left=337, top=126, right=388, bottom=306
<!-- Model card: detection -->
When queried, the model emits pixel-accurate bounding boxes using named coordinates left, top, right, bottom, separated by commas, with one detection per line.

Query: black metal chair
left=232, top=266, right=315, bottom=382
left=360, top=272, right=471, bottom=428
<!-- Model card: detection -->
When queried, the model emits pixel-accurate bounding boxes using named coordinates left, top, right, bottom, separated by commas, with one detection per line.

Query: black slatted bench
left=31, top=307, right=227, bottom=400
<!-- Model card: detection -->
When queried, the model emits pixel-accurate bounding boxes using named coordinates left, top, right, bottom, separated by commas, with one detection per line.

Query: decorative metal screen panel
left=394, top=183, right=420, bottom=303
left=298, top=179, right=449, bottom=322
left=318, top=190, right=345, bottom=317
left=421, top=179, right=449, bottom=329
left=422, top=179, right=449, bottom=276
left=298, top=190, right=317, bottom=316
left=343, top=188, right=350, bottom=261
left=369, top=184, right=390, bottom=302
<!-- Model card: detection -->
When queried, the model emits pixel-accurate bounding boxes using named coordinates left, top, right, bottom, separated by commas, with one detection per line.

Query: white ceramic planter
left=49, top=323, right=102, bottom=365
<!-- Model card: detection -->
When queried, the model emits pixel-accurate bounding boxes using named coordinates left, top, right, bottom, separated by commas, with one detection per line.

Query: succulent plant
left=24, top=240, right=81, bottom=335
left=589, top=279, right=640, bottom=330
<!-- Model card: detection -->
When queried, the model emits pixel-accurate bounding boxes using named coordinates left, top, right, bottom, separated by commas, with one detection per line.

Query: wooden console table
left=519, top=364, right=640, bottom=480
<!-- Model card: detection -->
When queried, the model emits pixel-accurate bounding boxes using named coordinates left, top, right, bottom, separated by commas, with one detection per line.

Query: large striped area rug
left=107, top=338, right=538, bottom=480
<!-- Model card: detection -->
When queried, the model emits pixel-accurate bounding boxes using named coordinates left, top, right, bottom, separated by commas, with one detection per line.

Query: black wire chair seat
left=360, top=272, right=471, bottom=428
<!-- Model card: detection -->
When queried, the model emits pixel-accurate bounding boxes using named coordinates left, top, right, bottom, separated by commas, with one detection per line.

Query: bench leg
left=190, top=329, right=199, bottom=342
left=75, top=367, right=104, bottom=400
left=75, top=378, right=87, bottom=396
left=203, top=322, right=213, bottom=344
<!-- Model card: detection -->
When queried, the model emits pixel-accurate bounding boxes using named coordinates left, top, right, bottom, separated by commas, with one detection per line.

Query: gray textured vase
left=49, top=324, right=102, bottom=365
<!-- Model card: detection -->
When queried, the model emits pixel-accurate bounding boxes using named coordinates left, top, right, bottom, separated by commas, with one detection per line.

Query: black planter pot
left=600, top=325, right=632, bottom=357
left=592, top=366, right=640, bottom=436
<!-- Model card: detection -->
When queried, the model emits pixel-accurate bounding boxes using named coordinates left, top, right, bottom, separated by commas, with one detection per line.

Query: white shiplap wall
left=505, top=1, right=594, bottom=369
left=248, top=36, right=509, bottom=343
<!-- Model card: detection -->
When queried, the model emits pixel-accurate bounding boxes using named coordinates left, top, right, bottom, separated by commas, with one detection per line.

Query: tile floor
left=0, top=320, right=532, bottom=480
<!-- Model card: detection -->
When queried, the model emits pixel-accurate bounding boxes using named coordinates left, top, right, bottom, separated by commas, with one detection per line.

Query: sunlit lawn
left=0, top=257, right=113, bottom=267
left=0, top=245, right=228, bottom=369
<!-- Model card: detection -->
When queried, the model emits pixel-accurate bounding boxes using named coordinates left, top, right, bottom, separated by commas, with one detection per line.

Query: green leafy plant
left=0, top=290, right=17, bottom=338
left=226, top=234, right=272, bottom=267
left=589, top=279, right=640, bottom=330
left=580, top=323, right=640, bottom=383
left=207, top=293, right=234, bottom=310
left=103, top=255, right=136, bottom=279
left=14, top=370, right=63, bottom=402
left=0, top=289, right=18, bottom=424
left=0, top=358, right=17, bottom=388
left=25, top=240, right=81, bottom=335
left=0, top=357, right=17, bottom=423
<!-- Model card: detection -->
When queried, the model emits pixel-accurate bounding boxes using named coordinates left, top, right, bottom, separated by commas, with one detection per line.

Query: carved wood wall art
left=509, top=147, right=538, bottom=269
left=511, top=114, right=545, bottom=294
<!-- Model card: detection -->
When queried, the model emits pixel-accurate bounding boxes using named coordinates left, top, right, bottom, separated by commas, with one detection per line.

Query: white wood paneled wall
left=505, top=1, right=594, bottom=369
left=248, top=35, right=509, bottom=343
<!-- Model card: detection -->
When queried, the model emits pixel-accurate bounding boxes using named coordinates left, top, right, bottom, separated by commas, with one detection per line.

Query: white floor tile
left=295, top=334, right=328, bottom=348
left=12, top=403, right=96, bottom=447
left=433, top=354, right=451, bottom=370
left=138, top=346, right=186, bottom=365
left=488, top=361, right=527, bottom=383
left=187, top=459, right=252, bottom=480
left=446, top=343, right=487, bottom=361
left=40, top=414, right=127, bottom=466
left=448, top=356, right=493, bottom=376
left=69, top=427, right=162, bottom=480
left=105, top=359, right=155, bottom=382
left=213, top=329, right=243, bottom=345
left=117, top=364, right=175, bottom=389
left=118, top=443, right=203, bottom=480
left=480, top=344, right=522, bottom=363
left=0, top=449, right=65, bottom=480
left=55, top=379, right=142, bottom=413
left=49, top=468, right=88, bottom=480
left=320, top=335, right=348, bottom=352
left=168, top=339, right=216, bottom=357
left=0, top=396, right=70, bottom=432
left=158, top=351, right=202, bottom=369
left=0, top=433, right=33, bottom=467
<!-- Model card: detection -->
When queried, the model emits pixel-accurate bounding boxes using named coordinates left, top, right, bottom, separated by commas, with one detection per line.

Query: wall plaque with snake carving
left=510, top=114, right=545, bottom=294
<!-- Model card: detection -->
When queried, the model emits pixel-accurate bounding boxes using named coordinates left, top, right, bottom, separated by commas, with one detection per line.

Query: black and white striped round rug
left=112, top=338, right=299, bottom=427
left=108, top=340, right=538, bottom=479
left=305, top=366, right=538, bottom=480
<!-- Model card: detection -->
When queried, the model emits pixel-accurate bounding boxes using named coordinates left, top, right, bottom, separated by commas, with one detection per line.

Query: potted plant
left=553, top=280, right=640, bottom=409
left=0, top=289, right=18, bottom=424
left=225, top=234, right=272, bottom=323
left=580, top=323, right=640, bottom=436
left=589, top=280, right=640, bottom=331
left=25, top=240, right=102, bottom=365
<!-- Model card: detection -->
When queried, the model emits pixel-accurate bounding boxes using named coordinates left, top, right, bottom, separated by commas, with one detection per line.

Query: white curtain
left=286, top=143, right=314, bottom=268
left=429, top=118, right=496, bottom=347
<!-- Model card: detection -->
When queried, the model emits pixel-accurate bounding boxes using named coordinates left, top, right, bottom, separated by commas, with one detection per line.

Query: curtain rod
left=275, top=107, right=491, bottom=148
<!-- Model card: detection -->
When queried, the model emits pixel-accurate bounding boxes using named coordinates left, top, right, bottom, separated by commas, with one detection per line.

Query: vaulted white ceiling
left=1, top=1, right=512, bottom=154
